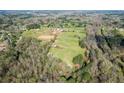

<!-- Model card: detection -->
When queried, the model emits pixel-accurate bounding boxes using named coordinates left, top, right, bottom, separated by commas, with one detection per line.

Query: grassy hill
left=49, top=29, right=86, bottom=68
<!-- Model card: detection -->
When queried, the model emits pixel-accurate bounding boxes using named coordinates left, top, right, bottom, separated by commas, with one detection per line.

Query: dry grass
left=37, top=35, right=55, bottom=41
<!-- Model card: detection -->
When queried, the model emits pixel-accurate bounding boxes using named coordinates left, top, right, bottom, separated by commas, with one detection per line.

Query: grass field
left=50, top=30, right=86, bottom=68
left=21, top=27, right=86, bottom=68
left=22, top=27, right=52, bottom=38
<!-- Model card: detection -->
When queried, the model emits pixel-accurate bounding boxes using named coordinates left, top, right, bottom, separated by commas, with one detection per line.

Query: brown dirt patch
left=37, top=35, right=55, bottom=41
left=37, top=28, right=63, bottom=41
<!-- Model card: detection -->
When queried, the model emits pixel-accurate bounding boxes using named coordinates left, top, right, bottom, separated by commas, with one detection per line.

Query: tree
left=26, top=23, right=40, bottom=30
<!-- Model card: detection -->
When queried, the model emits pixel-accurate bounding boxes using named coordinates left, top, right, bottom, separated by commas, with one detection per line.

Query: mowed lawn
left=50, top=31, right=86, bottom=68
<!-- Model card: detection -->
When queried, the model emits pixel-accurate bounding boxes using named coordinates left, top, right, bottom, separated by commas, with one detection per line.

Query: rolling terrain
left=0, top=10, right=124, bottom=82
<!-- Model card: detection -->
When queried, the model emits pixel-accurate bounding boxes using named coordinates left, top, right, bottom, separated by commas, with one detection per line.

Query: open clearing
left=50, top=30, right=86, bottom=68
left=22, top=27, right=61, bottom=41
left=22, top=28, right=86, bottom=68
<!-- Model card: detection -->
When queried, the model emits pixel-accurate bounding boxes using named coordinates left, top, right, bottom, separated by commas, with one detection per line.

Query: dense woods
left=0, top=10, right=124, bottom=82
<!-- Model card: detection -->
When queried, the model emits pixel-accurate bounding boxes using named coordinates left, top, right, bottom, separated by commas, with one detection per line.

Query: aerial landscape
left=0, top=10, right=124, bottom=82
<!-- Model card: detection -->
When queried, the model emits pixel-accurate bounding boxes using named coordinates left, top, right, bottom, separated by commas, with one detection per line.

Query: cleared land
left=22, top=28, right=86, bottom=68
left=50, top=30, right=86, bottom=68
